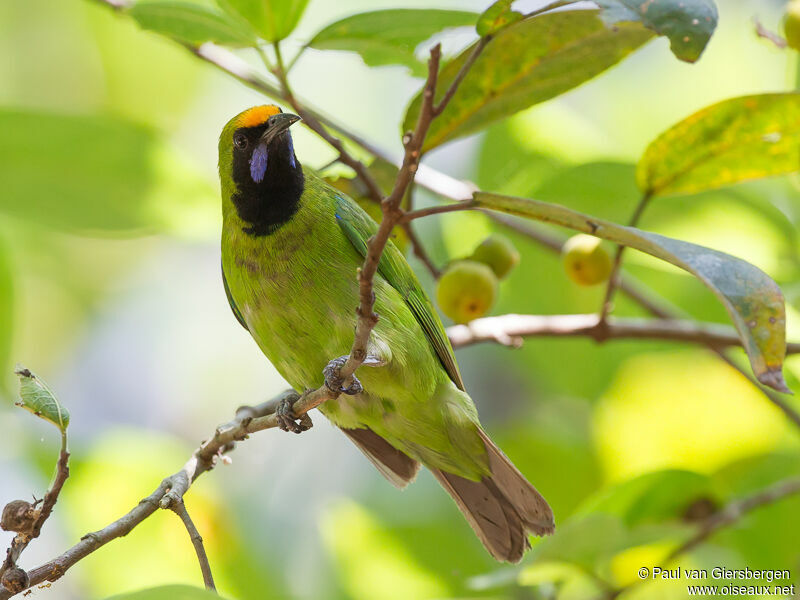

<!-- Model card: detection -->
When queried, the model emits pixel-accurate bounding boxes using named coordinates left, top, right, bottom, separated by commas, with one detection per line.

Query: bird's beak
left=260, top=113, right=301, bottom=145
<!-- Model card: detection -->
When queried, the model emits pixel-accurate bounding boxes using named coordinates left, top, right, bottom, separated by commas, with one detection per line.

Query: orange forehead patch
left=236, top=105, right=281, bottom=128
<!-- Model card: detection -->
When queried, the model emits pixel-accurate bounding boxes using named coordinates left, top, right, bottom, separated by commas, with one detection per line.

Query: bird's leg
left=323, top=354, right=386, bottom=396
left=275, top=392, right=313, bottom=434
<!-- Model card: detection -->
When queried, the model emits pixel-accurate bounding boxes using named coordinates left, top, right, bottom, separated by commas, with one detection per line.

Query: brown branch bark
left=446, top=313, right=800, bottom=354
left=1, top=431, right=70, bottom=582
left=401, top=222, right=441, bottom=279
left=599, top=192, right=652, bottom=322
left=667, top=476, right=800, bottom=561
left=170, top=500, right=215, bottom=592
left=0, top=390, right=305, bottom=599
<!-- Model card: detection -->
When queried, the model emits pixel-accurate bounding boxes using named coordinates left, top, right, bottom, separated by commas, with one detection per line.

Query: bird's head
left=219, top=105, right=304, bottom=236
left=220, top=104, right=301, bottom=185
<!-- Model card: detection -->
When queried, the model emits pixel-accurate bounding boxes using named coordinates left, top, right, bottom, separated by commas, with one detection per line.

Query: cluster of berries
left=435, top=233, right=612, bottom=324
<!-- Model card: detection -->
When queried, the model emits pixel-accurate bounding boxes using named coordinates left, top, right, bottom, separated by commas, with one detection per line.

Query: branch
left=1, top=430, right=70, bottom=583
left=401, top=221, right=441, bottom=279
left=599, top=192, right=653, bottom=322
left=402, top=200, right=479, bottom=222
left=335, top=45, right=446, bottom=385
left=483, top=212, right=686, bottom=320
left=0, top=389, right=306, bottom=599
left=267, top=42, right=384, bottom=205
left=446, top=313, right=800, bottom=354
left=667, top=476, right=800, bottom=561
left=170, top=500, right=215, bottom=592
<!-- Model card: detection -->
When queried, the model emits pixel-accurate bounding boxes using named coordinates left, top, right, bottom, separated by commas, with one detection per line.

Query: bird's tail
left=430, top=428, right=554, bottom=563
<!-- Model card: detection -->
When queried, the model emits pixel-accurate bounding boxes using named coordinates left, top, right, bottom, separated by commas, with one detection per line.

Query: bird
left=218, top=104, right=554, bottom=562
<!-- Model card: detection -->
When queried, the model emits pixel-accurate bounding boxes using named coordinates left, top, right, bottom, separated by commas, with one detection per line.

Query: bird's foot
left=323, top=354, right=386, bottom=395
left=275, top=395, right=313, bottom=434
left=323, top=355, right=363, bottom=395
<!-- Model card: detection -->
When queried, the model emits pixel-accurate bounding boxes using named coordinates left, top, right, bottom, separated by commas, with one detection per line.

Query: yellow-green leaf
left=638, top=93, right=800, bottom=197
left=15, top=367, right=70, bottom=431
left=475, top=192, right=789, bottom=393
left=476, top=0, right=522, bottom=37
left=404, top=11, right=654, bottom=152
left=104, top=585, right=226, bottom=600
left=128, top=1, right=257, bottom=47
left=595, top=0, right=717, bottom=63
left=0, top=240, right=11, bottom=394
left=308, top=10, right=478, bottom=77
left=216, top=0, right=308, bottom=42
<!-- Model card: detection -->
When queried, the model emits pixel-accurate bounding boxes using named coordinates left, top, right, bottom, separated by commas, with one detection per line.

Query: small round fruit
left=436, top=260, right=498, bottom=324
left=469, top=234, right=520, bottom=279
left=785, top=0, right=800, bottom=51
left=562, top=234, right=612, bottom=286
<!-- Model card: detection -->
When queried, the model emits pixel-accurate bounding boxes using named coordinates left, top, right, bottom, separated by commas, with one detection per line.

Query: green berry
left=562, top=234, right=612, bottom=286
left=469, top=234, right=520, bottom=279
left=785, top=0, right=800, bottom=51
left=436, top=260, right=498, bottom=324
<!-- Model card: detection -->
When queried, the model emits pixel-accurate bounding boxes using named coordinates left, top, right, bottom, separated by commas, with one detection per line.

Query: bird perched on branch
left=218, top=105, right=554, bottom=562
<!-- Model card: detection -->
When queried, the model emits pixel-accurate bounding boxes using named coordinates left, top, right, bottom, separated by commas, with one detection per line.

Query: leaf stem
left=599, top=192, right=653, bottom=322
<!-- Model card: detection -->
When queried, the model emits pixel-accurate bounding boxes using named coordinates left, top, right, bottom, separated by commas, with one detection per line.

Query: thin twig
left=1, top=431, right=70, bottom=579
left=170, top=500, right=216, bottom=592
left=432, top=37, right=491, bottom=117
left=268, top=41, right=384, bottom=204
left=480, top=211, right=685, bottom=319
left=445, top=313, right=800, bottom=354
left=599, top=192, right=652, bottom=322
left=403, top=200, right=479, bottom=222
left=0, top=390, right=304, bottom=599
left=668, top=476, right=800, bottom=561
left=604, top=476, right=800, bottom=599
left=401, top=222, right=441, bottom=279
left=336, top=45, right=446, bottom=384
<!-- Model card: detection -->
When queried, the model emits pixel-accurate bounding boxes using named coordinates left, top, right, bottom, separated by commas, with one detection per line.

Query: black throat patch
left=230, top=125, right=304, bottom=237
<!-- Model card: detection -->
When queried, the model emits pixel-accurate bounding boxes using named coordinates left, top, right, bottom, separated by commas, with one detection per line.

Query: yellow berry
left=562, top=234, right=612, bottom=286
left=436, top=260, right=498, bottom=324
left=468, top=234, right=520, bottom=279
left=785, top=0, right=800, bottom=51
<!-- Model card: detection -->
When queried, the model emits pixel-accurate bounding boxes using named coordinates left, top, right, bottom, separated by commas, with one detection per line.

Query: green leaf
left=216, top=0, right=308, bottom=42
left=638, top=93, right=800, bottom=197
left=476, top=1, right=522, bottom=37
left=474, top=192, right=789, bottom=392
left=404, top=10, right=654, bottom=151
left=576, top=470, right=719, bottom=526
left=596, top=0, right=717, bottom=63
left=104, top=585, right=226, bottom=600
left=15, top=367, right=69, bottom=431
left=308, top=10, right=478, bottom=77
left=0, top=240, right=11, bottom=394
left=128, top=1, right=257, bottom=47
left=0, top=110, right=215, bottom=234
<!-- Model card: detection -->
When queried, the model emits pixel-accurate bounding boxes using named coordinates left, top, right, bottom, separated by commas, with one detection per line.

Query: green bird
left=219, top=105, right=554, bottom=562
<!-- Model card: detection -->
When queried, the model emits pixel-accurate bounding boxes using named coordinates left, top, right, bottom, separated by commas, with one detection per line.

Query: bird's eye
left=234, top=134, right=248, bottom=149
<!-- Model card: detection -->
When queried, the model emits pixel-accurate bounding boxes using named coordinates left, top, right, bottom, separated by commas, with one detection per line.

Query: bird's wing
left=222, top=262, right=249, bottom=331
left=334, top=194, right=465, bottom=391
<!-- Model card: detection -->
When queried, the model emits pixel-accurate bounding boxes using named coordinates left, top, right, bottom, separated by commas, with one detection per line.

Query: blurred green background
left=1, top=0, right=800, bottom=598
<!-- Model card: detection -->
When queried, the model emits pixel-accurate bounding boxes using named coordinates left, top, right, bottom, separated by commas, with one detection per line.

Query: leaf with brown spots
left=638, top=93, right=800, bottom=197
left=403, top=10, right=654, bottom=152
left=595, top=0, right=717, bottom=63
left=474, top=192, right=789, bottom=393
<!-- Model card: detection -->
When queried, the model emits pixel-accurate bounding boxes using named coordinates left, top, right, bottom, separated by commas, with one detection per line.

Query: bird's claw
left=275, top=396, right=313, bottom=434
left=323, top=355, right=363, bottom=395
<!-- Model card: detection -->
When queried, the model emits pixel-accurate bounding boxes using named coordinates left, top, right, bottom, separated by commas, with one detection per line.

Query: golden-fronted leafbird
left=218, top=105, right=554, bottom=562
